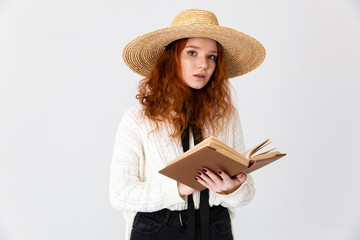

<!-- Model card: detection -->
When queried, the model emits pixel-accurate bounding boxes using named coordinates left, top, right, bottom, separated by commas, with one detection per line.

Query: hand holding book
left=159, top=136, right=286, bottom=191
left=195, top=168, right=248, bottom=194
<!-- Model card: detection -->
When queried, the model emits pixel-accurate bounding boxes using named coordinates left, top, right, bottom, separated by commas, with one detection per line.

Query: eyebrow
left=185, top=45, right=218, bottom=54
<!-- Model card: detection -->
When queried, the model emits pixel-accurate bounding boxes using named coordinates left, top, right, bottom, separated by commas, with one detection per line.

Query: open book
left=159, top=136, right=286, bottom=191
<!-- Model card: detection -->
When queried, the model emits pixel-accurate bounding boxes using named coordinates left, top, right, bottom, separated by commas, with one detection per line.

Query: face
left=180, top=38, right=218, bottom=90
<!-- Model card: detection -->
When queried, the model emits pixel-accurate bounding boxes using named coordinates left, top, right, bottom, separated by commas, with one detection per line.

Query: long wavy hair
left=136, top=38, right=234, bottom=140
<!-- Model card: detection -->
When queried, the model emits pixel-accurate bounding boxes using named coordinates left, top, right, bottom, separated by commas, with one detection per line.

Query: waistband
left=136, top=205, right=228, bottom=227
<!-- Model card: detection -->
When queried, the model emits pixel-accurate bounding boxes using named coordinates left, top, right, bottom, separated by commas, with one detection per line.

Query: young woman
left=110, top=9, right=265, bottom=240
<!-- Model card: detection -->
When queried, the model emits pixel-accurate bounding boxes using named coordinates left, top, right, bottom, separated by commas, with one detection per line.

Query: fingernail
left=194, top=177, right=198, bottom=180
left=217, top=170, right=222, bottom=174
left=197, top=171, right=202, bottom=175
left=202, top=168, right=207, bottom=173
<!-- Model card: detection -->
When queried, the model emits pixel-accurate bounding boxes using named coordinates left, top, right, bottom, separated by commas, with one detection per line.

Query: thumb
left=235, top=172, right=247, bottom=183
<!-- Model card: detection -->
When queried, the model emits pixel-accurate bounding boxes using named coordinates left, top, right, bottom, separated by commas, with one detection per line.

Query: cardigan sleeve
left=209, top=109, right=256, bottom=209
left=109, top=107, right=185, bottom=212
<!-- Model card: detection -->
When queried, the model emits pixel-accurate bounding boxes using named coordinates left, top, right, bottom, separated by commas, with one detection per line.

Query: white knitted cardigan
left=109, top=104, right=255, bottom=239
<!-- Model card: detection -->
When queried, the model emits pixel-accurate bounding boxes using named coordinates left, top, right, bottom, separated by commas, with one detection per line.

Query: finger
left=196, top=169, right=214, bottom=184
left=201, top=168, right=222, bottom=185
left=196, top=172, right=222, bottom=193
left=195, top=176, right=210, bottom=189
left=216, top=170, right=231, bottom=181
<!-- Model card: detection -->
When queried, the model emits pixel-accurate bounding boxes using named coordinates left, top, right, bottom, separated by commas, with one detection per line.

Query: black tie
left=181, top=124, right=209, bottom=240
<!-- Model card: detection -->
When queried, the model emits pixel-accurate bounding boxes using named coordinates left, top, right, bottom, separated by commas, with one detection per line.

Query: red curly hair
left=136, top=38, right=234, bottom=139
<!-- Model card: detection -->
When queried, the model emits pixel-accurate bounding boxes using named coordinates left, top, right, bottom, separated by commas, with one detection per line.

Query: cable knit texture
left=109, top=104, right=255, bottom=239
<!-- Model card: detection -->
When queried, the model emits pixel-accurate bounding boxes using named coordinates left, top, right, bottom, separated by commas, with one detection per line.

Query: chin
left=188, top=82, right=208, bottom=90
left=189, top=85, right=206, bottom=90
left=184, top=79, right=210, bottom=90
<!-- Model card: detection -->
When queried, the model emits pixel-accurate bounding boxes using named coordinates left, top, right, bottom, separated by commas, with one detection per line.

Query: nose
left=197, top=56, right=208, bottom=69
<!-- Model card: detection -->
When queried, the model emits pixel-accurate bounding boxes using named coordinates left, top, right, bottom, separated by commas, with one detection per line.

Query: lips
left=194, top=74, right=206, bottom=79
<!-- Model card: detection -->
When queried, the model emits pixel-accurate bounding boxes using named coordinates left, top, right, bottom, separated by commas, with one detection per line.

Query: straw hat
left=122, top=9, right=266, bottom=79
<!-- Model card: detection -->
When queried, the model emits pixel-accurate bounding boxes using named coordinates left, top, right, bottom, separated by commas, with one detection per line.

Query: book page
left=246, top=139, right=272, bottom=159
left=250, top=151, right=282, bottom=161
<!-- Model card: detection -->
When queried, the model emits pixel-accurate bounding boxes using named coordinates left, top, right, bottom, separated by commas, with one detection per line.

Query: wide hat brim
left=123, top=13, right=266, bottom=79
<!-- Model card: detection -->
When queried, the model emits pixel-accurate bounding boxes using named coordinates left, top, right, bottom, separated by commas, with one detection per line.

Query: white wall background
left=1, top=0, right=359, bottom=239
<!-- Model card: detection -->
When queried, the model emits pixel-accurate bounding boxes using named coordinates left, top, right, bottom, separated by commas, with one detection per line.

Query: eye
left=187, top=51, right=197, bottom=56
left=208, top=55, right=217, bottom=60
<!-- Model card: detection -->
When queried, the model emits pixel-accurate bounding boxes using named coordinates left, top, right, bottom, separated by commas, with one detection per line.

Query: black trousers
left=130, top=205, right=233, bottom=240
